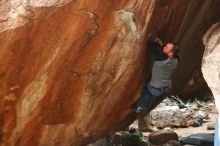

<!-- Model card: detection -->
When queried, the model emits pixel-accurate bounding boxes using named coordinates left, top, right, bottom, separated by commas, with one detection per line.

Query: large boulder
left=0, top=0, right=219, bottom=145
left=0, top=1, right=154, bottom=145
left=150, top=106, right=205, bottom=128
left=202, top=22, right=220, bottom=111
left=201, top=22, right=220, bottom=143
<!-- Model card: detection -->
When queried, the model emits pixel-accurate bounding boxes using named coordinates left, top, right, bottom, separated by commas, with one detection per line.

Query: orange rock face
left=0, top=0, right=219, bottom=145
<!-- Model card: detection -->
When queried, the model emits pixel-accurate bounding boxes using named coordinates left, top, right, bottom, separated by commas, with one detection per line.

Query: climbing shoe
left=131, top=103, right=144, bottom=114
left=135, top=106, right=144, bottom=114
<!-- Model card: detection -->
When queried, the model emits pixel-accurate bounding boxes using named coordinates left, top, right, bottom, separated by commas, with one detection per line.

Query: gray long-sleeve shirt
left=148, top=41, right=179, bottom=88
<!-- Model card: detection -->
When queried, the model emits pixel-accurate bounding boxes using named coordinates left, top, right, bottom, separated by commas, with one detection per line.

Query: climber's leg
left=138, top=85, right=153, bottom=110
left=132, top=84, right=153, bottom=113
left=133, top=84, right=165, bottom=114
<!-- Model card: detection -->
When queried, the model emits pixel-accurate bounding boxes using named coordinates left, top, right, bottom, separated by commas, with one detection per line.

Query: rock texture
left=172, top=0, right=220, bottom=98
left=202, top=22, right=220, bottom=112
left=180, top=133, right=214, bottom=146
left=148, top=130, right=179, bottom=145
left=201, top=22, right=220, bottom=143
left=0, top=1, right=155, bottom=145
left=0, top=0, right=219, bottom=146
left=150, top=106, right=193, bottom=128
left=149, top=98, right=208, bottom=128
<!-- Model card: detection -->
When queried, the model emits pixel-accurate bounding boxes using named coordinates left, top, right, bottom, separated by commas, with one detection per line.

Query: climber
left=132, top=37, right=180, bottom=115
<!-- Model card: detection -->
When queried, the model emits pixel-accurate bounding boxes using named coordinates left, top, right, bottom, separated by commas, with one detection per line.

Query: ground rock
left=150, top=103, right=207, bottom=128
left=149, top=98, right=209, bottom=128
left=110, top=131, right=137, bottom=146
left=165, top=140, right=181, bottom=146
left=148, top=130, right=178, bottom=145
left=207, top=122, right=215, bottom=130
left=180, top=133, right=214, bottom=146
left=88, top=131, right=149, bottom=146
left=150, top=140, right=181, bottom=146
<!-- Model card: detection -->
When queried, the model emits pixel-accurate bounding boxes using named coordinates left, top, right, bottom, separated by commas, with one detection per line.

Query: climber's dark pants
left=133, top=83, right=171, bottom=112
left=138, top=84, right=152, bottom=110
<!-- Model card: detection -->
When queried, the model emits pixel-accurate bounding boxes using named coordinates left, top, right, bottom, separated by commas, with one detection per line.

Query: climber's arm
left=148, top=41, right=166, bottom=61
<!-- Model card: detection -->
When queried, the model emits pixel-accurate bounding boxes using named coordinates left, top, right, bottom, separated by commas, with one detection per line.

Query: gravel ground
left=173, top=112, right=217, bottom=138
